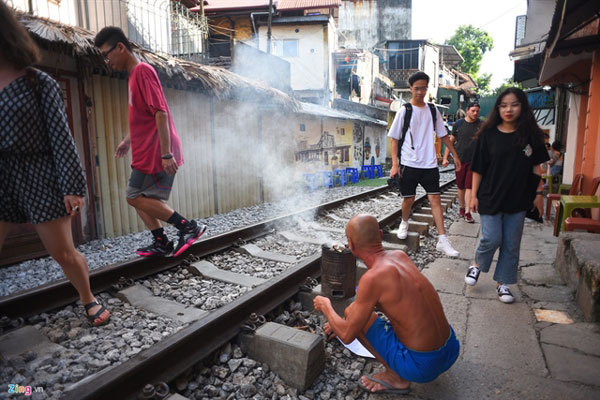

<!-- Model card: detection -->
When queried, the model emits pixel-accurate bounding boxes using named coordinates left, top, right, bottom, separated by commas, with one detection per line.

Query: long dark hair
left=475, top=87, right=545, bottom=147
left=0, top=2, right=40, bottom=70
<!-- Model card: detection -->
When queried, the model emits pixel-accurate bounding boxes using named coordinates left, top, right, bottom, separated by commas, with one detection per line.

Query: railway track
left=1, top=176, right=457, bottom=399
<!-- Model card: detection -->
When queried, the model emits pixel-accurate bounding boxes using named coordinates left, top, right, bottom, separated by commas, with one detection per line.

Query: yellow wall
left=293, top=115, right=354, bottom=172
left=210, top=16, right=253, bottom=40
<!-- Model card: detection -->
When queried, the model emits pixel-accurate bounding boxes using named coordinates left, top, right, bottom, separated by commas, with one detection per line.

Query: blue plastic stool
left=303, top=173, right=317, bottom=192
left=346, top=167, right=359, bottom=184
left=361, top=165, right=374, bottom=179
left=373, top=165, right=383, bottom=178
left=320, top=171, right=334, bottom=188
left=333, top=168, right=347, bottom=186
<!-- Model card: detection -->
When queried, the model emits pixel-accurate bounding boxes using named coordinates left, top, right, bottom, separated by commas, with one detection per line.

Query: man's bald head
left=346, top=214, right=382, bottom=250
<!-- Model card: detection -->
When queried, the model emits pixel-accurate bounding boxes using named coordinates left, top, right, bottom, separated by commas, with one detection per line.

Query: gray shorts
left=126, top=168, right=175, bottom=201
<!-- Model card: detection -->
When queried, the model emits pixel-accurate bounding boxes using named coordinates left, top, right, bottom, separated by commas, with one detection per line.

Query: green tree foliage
left=475, top=73, right=492, bottom=96
left=446, top=25, right=494, bottom=76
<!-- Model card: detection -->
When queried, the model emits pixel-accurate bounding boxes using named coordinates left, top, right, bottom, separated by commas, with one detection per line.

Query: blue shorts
left=365, top=317, right=459, bottom=383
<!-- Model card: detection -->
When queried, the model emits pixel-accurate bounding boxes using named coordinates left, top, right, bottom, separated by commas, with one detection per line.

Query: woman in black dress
left=464, top=88, right=548, bottom=303
left=0, top=3, right=109, bottom=326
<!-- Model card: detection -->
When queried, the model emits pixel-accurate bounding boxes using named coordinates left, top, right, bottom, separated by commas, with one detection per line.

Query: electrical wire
left=477, top=1, right=523, bottom=29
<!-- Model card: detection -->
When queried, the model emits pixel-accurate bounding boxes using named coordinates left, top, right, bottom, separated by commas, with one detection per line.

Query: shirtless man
left=313, top=215, right=459, bottom=394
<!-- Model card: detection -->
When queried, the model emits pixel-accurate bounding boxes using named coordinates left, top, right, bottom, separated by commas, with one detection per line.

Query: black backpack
left=388, top=102, right=438, bottom=190
left=397, top=102, right=438, bottom=160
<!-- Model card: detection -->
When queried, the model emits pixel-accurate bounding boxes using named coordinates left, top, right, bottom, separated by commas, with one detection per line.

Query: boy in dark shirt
left=443, top=102, right=482, bottom=222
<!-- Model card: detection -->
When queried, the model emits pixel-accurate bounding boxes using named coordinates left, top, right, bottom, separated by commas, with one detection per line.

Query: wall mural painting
left=353, top=122, right=364, bottom=167
left=295, top=122, right=353, bottom=172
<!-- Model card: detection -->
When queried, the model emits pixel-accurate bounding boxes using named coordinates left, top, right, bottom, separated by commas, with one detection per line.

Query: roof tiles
left=203, top=0, right=271, bottom=12
left=277, top=0, right=341, bottom=11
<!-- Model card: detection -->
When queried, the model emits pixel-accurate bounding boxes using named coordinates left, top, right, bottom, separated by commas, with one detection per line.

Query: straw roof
left=17, top=11, right=298, bottom=111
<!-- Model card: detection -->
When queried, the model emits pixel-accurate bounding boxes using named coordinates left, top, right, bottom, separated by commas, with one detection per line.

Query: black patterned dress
left=0, top=69, right=86, bottom=224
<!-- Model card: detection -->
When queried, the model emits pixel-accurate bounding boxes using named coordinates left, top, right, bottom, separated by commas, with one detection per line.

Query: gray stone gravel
left=0, top=292, right=184, bottom=399
left=0, top=171, right=456, bottom=400
left=0, top=186, right=373, bottom=297
left=141, top=267, right=250, bottom=309
left=253, top=235, right=320, bottom=260
left=179, top=300, right=377, bottom=400
left=207, top=251, right=292, bottom=280
left=0, top=172, right=452, bottom=298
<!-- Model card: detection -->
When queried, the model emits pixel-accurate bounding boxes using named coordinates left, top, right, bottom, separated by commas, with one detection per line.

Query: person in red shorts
left=443, top=102, right=482, bottom=223
left=94, top=27, right=206, bottom=258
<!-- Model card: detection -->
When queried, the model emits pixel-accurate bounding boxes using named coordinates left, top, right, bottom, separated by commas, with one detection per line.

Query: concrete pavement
left=369, top=217, right=600, bottom=400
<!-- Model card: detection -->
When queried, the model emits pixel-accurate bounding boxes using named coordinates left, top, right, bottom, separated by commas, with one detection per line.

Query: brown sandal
left=83, top=301, right=110, bottom=327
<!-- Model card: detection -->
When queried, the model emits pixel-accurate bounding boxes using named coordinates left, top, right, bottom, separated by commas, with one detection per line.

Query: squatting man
left=313, top=215, right=459, bottom=394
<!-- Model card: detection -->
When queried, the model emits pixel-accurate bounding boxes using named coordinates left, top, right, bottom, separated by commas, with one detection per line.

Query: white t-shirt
left=387, top=104, right=447, bottom=169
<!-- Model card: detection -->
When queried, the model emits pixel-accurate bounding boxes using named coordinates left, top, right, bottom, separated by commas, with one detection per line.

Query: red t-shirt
left=128, top=62, right=183, bottom=174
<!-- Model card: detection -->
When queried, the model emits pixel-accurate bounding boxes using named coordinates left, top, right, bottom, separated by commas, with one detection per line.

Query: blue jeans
left=475, top=211, right=526, bottom=285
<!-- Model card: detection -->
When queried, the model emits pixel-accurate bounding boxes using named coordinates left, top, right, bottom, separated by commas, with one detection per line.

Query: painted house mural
left=293, top=102, right=387, bottom=173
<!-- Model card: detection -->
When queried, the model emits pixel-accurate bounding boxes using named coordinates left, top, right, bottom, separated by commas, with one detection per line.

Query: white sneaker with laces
left=436, top=236, right=460, bottom=257
left=497, top=284, right=515, bottom=303
left=465, top=266, right=480, bottom=286
left=396, top=220, right=409, bottom=240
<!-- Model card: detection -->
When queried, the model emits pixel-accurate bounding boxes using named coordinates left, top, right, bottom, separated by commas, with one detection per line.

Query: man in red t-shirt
left=94, top=27, right=206, bottom=258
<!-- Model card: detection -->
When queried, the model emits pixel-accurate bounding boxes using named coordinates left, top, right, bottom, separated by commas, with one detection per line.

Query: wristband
left=535, top=191, right=543, bottom=195
left=161, top=153, right=173, bottom=160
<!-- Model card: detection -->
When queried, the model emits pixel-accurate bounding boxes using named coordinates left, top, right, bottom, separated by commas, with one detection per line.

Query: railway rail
left=1, top=175, right=457, bottom=399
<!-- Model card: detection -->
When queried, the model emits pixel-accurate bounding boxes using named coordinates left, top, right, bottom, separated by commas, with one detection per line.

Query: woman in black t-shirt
left=463, top=88, right=549, bottom=303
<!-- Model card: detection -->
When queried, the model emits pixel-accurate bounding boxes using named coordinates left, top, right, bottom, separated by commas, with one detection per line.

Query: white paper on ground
left=337, top=337, right=375, bottom=358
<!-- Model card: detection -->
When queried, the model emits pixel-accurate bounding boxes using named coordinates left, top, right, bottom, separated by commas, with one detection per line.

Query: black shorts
left=399, top=165, right=440, bottom=197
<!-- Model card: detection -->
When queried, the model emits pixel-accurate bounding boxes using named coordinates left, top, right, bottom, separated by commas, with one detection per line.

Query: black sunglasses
left=101, top=43, right=119, bottom=60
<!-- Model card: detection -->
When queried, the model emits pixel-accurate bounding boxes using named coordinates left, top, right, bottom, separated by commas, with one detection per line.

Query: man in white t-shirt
left=388, top=71, right=462, bottom=257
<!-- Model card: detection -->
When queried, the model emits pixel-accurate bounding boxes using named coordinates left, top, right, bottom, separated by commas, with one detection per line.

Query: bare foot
left=360, top=370, right=410, bottom=392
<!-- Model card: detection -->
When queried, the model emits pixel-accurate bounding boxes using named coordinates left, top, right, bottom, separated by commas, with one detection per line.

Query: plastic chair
left=543, top=173, right=562, bottom=194
left=551, top=177, right=600, bottom=235
left=333, top=168, right=347, bottom=186
left=373, top=165, right=383, bottom=178
left=565, top=217, right=600, bottom=233
left=577, top=177, right=600, bottom=218
left=546, top=174, right=583, bottom=220
left=346, top=167, right=359, bottom=184
left=361, top=165, right=373, bottom=179
left=319, top=171, right=334, bottom=189
left=303, top=173, right=317, bottom=192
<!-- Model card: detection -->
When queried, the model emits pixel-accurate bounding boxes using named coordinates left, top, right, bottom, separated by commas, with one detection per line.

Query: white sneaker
left=436, top=236, right=459, bottom=257
left=497, top=284, right=515, bottom=303
left=396, top=220, right=409, bottom=240
left=465, top=266, right=480, bottom=286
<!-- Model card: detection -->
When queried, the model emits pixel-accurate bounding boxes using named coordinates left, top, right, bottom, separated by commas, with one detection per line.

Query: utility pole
left=267, top=0, right=273, bottom=54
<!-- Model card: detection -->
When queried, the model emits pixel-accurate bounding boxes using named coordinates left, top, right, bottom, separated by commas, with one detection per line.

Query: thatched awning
left=17, top=11, right=298, bottom=111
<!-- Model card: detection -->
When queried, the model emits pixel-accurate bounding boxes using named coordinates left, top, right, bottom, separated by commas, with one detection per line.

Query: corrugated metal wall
left=212, top=99, right=262, bottom=213
left=91, top=76, right=296, bottom=237
left=261, top=112, right=298, bottom=202
left=92, top=75, right=141, bottom=237
left=165, top=87, right=215, bottom=221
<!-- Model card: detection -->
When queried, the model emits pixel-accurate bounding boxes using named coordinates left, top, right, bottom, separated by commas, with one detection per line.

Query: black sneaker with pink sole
left=137, top=237, right=174, bottom=257
left=173, top=220, right=207, bottom=257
